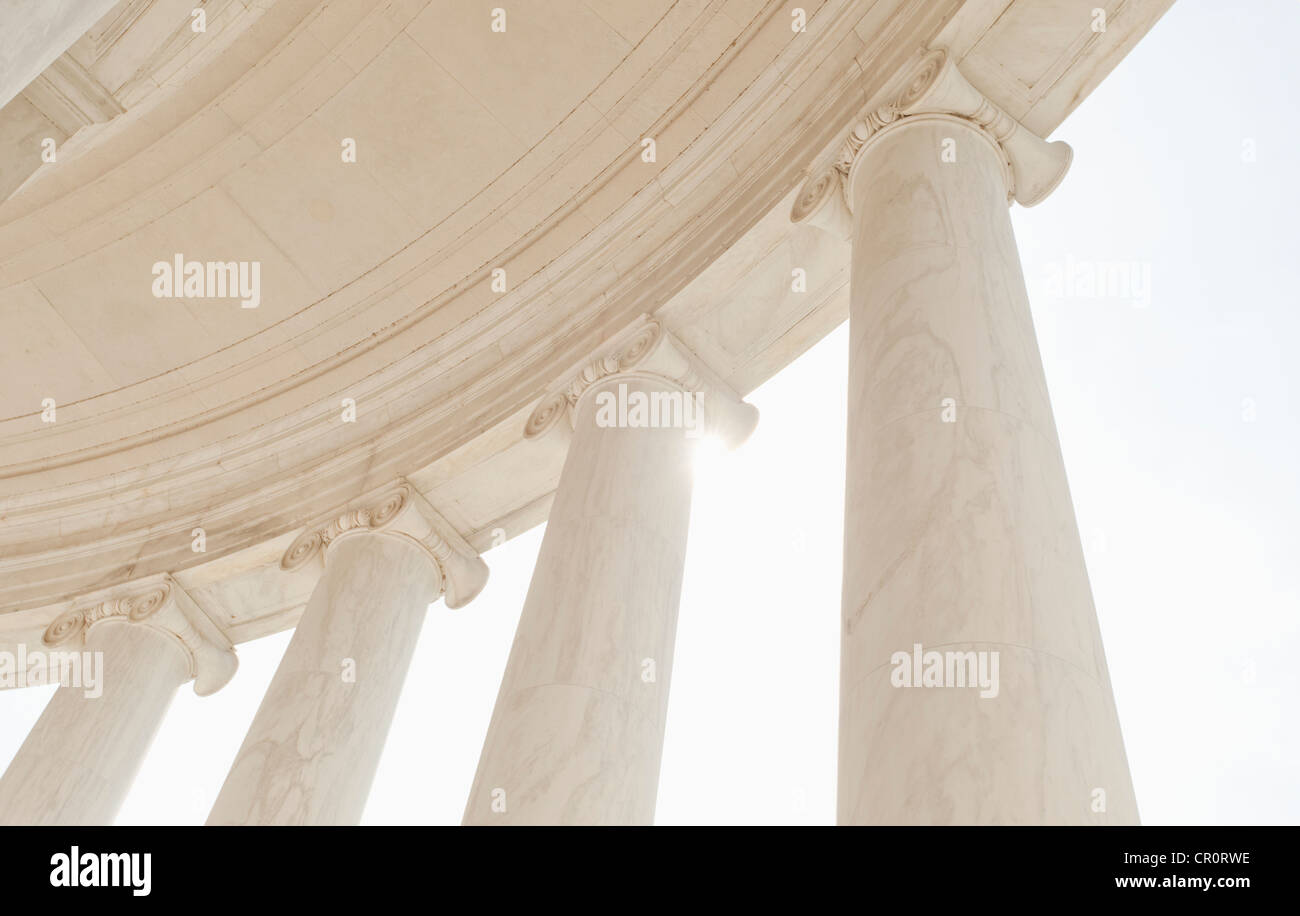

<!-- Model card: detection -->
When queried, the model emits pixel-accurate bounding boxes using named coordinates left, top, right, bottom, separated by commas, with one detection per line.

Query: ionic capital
left=791, top=47, right=1072, bottom=237
left=41, top=574, right=237, bottom=696
left=279, top=480, right=489, bottom=609
left=523, top=315, right=758, bottom=449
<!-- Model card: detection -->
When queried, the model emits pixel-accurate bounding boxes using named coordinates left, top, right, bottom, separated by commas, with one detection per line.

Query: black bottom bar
left=0, top=825, right=1284, bottom=902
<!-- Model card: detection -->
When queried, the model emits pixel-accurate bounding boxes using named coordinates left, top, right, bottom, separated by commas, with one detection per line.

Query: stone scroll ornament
left=279, top=480, right=488, bottom=609
left=523, top=315, right=759, bottom=449
left=790, top=47, right=1073, bottom=239
left=41, top=575, right=238, bottom=696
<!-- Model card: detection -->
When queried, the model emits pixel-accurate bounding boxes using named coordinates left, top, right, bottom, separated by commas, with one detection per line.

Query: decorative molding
left=791, top=47, right=1073, bottom=236
left=75, top=0, right=161, bottom=62
left=280, top=480, right=489, bottom=610
left=41, top=574, right=237, bottom=696
left=280, top=486, right=409, bottom=571
left=524, top=315, right=759, bottom=449
left=21, top=52, right=124, bottom=135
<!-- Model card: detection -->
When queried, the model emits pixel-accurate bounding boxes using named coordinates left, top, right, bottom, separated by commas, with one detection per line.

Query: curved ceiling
left=2, top=0, right=786, bottom=418
left=0, top=0, right=1174, bottom=636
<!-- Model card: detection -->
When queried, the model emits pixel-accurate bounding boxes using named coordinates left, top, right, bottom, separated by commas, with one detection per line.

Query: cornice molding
left=524, top=315, right=759, bottom=450
left=40, top=574, right=237, bottom=696
left=21, top=52, right=124, bottom=135
left=791, top=47, right=1073, bottom=238
left=279, top=479, right=489, bottom=610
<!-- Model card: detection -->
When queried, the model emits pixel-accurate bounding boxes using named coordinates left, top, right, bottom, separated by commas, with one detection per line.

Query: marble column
left=794, top=49, right=1138, bottom=824
left=464, top=317, right=757, bottom=825
left=0, top=576, right=237, bottom=825
left=207, top=481, right=487, bottom=825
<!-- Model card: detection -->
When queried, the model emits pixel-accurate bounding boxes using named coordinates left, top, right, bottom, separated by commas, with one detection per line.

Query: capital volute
left=41, top=574, right=238, bottom=696
left=791, top=47, right=1073, bottom=237
left=279, top=480, right=489, bottom=609
left=523, top=315, right=759, bottom=449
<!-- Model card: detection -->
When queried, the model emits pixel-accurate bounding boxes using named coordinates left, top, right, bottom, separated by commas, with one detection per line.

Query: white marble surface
left=0, top=0, right=118, bottom=110
left=839, top=117, right=1137, bottom=824
left=463, top=376, right=699, bottom=825
left=206, top=531, right=442, bottom=825
left=0, top=621, right=189, bottom=825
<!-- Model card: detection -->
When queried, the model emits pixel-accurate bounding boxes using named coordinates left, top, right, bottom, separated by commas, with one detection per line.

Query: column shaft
left=207, top=531, right=441, bottom=825
left=0, top=623, right=189, bottom=825
left=464, top=376, right=696, bottom=825
left=839, top=117, right=1138, bottom=824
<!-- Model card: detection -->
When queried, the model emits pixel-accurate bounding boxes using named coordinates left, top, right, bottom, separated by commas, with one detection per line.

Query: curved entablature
left=0, top=0, right=1176, bottom=652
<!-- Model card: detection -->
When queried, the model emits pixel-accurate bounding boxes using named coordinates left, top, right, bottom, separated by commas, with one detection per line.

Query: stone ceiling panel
left=405, top=0, right=634, bottom=148
left=313, top=31, right=521, bottom=229
left=0, top=281, right=119, bottom=409
left=219, top=114, right=423, bottom=293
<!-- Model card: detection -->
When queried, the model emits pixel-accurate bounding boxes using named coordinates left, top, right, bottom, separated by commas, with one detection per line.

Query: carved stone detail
left=524, top=315, right=758, bottom=449
left=792, top=47, right=1073, bottom=233
left=21, top=52, right=124, bottom=135
left=281, top=486, right=409, bottom=571
left=279, top=480, right=489, bottom=610
left=41, top=575, right=237, bottom=696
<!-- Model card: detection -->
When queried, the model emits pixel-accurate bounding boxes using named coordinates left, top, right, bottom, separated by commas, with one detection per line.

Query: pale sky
left=2, top=0, right=1296, bottom=826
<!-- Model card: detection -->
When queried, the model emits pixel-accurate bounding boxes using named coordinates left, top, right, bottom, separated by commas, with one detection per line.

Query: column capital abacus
left=279, top=479, right=489, bottom=610
left=40, top=574, right=237, bottom=696
left=523, top=314, right=759, bottom=449
left=790, top=47, right=1073, bottom=238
